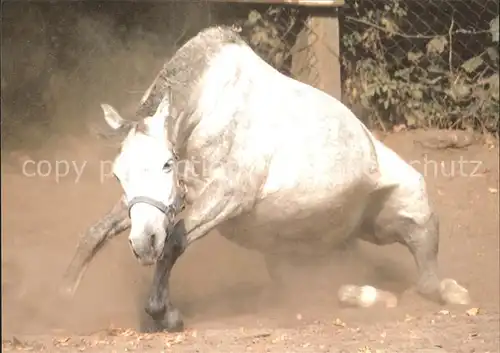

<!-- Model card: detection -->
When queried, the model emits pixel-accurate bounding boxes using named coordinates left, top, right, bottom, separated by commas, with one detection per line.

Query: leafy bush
left=341, top=0, right=499, bottom=133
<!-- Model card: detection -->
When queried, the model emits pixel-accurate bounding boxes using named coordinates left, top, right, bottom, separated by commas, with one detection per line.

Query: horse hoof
left=139, top=307, right=184, bottom=333
left=162, top=308, right=184, bottom=332
left=338, top=284, right=398, bottom=308
left=439, top=278, right=471, bottom=305
left=145, top=301, right=166, bottom=320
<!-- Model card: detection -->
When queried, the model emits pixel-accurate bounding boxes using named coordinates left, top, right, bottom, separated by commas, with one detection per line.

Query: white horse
left=64, top=26, right=470, bottom=332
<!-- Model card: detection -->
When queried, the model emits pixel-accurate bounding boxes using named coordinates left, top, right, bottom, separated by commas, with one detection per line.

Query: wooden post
left=291, top=7, right=342, bottom=100
left=309, top=9, right=342, bottom=100
left=203, top=0, right=342, bottom=6
left=204, top=0, right=344, bottom=99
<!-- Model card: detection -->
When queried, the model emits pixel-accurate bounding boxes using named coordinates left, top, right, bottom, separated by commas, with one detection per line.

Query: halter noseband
left=127, top=196, right=173, bottom=217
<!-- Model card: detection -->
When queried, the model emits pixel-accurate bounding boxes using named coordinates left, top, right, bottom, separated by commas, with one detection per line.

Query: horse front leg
left=143, top=220, right=187, bottom=332
left=61, top=197, right=130, bottom=297
left=144, top=178, right=245, bottom=332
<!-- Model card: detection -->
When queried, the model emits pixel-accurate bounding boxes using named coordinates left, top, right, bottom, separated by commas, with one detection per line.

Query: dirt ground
left=2, top=129, right=499, bottom=352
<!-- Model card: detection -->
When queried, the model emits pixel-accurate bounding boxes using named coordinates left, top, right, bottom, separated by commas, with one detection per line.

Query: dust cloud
left=1, top=2, right=413, bottom=336
left=1, top=1, right=237, bottom=336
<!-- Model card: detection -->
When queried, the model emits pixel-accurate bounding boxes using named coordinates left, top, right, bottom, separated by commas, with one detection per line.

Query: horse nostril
left=149, top=233, right=156, bottom=248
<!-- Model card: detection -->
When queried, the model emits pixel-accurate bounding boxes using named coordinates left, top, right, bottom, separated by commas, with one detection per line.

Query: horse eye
left=162, top=159, right=174, bottom=173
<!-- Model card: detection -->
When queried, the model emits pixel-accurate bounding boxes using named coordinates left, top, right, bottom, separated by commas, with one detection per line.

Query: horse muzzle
left=128, top=233, right=161, bottom=266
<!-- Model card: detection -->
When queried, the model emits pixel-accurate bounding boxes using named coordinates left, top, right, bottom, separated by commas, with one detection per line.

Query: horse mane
left=135, top=26, right=247, bottom=121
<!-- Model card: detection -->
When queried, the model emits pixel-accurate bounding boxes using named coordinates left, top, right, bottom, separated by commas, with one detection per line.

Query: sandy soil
left=2, top=130, right=499, bottom=352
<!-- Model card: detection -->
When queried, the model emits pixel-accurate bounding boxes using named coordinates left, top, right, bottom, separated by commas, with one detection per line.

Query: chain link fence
left=2, top=1, right=498, bottom=151
left=237, top=0, right=499, bottom=133
left=236, top=6, right=339, bottom=99
left=340, top=0, right=499, bottom=133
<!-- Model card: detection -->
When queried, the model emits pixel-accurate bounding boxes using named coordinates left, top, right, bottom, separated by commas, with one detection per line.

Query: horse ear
left=96, top=103, right=135, bottom=140
left=101, top=103, right=131, bottom=130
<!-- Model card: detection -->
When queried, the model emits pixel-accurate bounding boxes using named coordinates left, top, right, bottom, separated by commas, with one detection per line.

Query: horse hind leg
left=358, top=182, right=471, bottom=306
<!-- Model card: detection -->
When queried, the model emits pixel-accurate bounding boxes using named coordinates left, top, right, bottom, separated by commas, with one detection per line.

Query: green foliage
left=342, top=0, right=499, bottom=133
left=240, top=7, right=300, bottom=71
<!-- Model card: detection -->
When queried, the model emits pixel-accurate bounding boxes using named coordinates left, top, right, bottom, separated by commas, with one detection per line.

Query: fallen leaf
left=466, top=307, right=480, bottom=316
left=438, top=310, right=450, bottom=315
left=174, top=334, right=184, bottom=343
left=393, top=124, right=407, bottom=133
left=53, top=337, right=71, bottom=346
left=334, top=318, right=346, bottom=327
